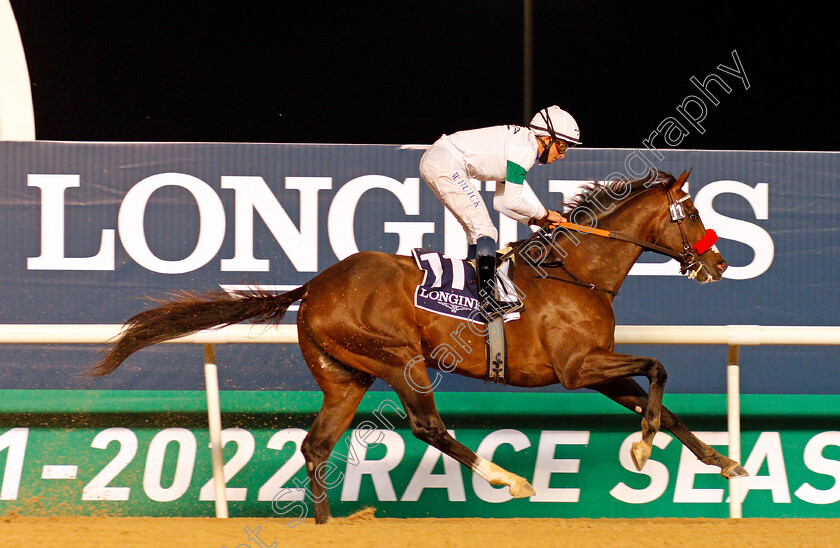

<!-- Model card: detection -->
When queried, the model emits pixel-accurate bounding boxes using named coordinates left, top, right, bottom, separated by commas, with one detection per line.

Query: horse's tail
left=87, top=284, right=308, bottom=377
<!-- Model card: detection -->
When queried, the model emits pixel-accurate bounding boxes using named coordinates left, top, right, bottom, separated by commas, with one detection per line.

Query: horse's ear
left=674, top=169, right=692, bottom=190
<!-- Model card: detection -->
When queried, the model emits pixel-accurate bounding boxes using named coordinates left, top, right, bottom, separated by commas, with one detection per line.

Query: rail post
left=203, top=343, right=228, bottom=518
left=727, top=344, right=742, bottom=518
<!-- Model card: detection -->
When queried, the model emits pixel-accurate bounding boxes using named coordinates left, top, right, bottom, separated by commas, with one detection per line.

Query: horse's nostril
left=717, top=261, right=728, bottom=273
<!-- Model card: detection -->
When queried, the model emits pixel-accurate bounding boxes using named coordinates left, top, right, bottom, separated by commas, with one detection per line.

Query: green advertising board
left=1, top=390, right=838, bottom=519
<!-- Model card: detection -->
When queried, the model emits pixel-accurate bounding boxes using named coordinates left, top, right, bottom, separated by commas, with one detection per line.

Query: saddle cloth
left=411, top=249, right=521, bottom=324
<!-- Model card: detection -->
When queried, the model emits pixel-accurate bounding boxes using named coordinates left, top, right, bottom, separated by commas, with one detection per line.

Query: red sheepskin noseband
left=693, top=229, right=718, bottom=255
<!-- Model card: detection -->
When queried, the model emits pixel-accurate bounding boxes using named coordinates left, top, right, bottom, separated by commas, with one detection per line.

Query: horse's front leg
left=595, top=377, right=748, bottom=478
left=569, top=350, right=668, bottom=471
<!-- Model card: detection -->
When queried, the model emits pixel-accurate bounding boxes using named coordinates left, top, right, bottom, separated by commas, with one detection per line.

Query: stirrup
left=479, top=298, right=522, bottom=319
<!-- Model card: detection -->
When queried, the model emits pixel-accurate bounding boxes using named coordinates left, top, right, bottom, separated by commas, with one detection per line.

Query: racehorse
left=89, top=170, right=747, bottom=523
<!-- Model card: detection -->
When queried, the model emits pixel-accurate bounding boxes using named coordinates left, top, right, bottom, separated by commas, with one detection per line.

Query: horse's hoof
left=722, top=463, right=749, bottom=479
left=509, top=479, right=536, bottom=498
left=630, top=441, right=650, bottom=471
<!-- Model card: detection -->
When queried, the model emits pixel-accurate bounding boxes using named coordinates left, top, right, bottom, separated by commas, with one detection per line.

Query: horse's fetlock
left=650, top=416, right=661, bottom=431
left=700, top=454, right=719, bottom=466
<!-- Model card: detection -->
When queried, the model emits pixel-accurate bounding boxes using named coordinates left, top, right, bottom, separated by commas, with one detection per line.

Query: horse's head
left=655, top=170, right=727, bottom=283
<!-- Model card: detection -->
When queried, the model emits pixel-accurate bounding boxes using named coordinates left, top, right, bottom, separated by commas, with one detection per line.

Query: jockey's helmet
left=529, top=106, right=582, bottom=146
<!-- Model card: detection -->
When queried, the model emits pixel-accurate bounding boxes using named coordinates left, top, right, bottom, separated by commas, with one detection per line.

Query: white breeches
left=419, top=144, right=497, bottom=245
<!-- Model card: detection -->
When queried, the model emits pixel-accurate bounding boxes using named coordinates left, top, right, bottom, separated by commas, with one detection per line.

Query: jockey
left=419, top=105, right=580, bottom=317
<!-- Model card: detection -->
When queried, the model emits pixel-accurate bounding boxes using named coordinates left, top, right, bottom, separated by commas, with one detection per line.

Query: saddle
left=411, top=249, right=521, bottom=384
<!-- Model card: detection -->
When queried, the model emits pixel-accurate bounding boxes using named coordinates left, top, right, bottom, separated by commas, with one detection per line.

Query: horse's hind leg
left=386, top=367, right=536, bottom=499
left=298, top=333, right=375, bottom=524
left=595, top=377, right=748, bottom=478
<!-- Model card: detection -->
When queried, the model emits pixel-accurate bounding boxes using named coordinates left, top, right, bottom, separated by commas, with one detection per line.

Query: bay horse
left=89, top=170, right=747, bottom=523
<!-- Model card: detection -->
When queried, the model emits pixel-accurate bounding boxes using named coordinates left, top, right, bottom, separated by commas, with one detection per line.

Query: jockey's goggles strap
left=538, top=138, right=552, bottom=164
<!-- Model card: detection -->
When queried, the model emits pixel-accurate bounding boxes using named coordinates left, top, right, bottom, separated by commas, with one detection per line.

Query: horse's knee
left=648, top=359, right=667, bottom=385
left=301, top=434, right=331, bottom=464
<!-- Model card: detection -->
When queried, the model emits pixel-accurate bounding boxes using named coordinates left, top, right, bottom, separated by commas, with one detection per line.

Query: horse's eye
left=689, top=213, right=699, bottom=221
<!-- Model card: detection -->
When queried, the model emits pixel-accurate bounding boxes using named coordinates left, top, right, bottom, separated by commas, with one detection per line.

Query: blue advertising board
left=0, top=141, right=838, bottom=393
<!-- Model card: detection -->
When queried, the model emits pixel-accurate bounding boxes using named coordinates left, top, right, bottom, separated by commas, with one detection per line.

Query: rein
left=499, top=173, right=718, bottom=295
left=553, top=221, right=688, bottom=261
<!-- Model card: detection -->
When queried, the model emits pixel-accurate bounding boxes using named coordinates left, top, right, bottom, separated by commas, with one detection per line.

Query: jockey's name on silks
left=411, top=249, right=520, bottom=324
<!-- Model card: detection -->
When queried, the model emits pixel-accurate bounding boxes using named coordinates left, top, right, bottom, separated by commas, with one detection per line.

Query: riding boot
left=476, top=249, right=519, bottom=320
left=467, top=243, right=477, bottom=260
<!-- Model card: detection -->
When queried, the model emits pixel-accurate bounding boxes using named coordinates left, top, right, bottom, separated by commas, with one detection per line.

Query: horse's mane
left=564, top=169, right=676, bottom=220
left=506, top=169, right=676, bottom=252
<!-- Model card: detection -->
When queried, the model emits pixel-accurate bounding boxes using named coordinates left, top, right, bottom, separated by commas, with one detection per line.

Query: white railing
left=2, top=323, right=840, bottom=519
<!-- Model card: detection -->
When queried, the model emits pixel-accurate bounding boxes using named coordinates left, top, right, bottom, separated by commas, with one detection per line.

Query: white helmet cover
left=529, top=105, right=582, bottom=145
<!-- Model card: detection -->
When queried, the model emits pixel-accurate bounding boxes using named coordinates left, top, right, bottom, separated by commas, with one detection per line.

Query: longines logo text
left=26, top=172, right=773, bottom=280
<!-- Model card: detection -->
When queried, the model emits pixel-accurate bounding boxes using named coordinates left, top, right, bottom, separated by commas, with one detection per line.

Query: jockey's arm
left=493, top=181, right=540, bottom=224
left=493, top=160, right=564, bottom=226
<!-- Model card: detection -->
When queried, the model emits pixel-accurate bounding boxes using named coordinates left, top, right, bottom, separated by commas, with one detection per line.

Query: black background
left=9, top=2, right=837, bottom=151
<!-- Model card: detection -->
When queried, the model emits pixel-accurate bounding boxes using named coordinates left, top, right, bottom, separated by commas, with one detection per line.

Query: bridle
left=506, top=171, right=719, bottom=294
left=661, top=171, right=719, bottom=278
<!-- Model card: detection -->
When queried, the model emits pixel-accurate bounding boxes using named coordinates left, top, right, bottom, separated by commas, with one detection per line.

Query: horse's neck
left=554, top=190, right=667, bottom=292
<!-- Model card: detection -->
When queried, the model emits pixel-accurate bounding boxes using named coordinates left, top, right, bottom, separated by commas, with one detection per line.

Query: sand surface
left=2, top=508, right=838, bottom=548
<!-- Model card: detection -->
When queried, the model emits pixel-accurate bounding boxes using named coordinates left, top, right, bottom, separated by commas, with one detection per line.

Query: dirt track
left=2, top=509, right=838, bottom=548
